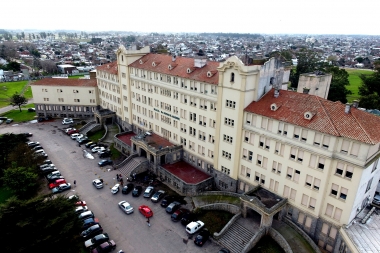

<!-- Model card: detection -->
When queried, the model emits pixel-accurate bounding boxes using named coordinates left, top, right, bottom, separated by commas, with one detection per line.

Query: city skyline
left=2, top=0, right=380, bottom=35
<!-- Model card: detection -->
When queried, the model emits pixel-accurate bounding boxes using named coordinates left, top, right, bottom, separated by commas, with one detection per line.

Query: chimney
left=345, top=103, right=351, bottom=114
left=172, top=55, right=176, bottom=62
left=303, top=88, right=310, bottom=94
left=274, top=89, right=280, bottom=98
left=352, top=100, right=359, bottom=108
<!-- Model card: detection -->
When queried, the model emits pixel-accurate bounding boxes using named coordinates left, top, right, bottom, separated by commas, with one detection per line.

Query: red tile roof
left=32, top=78, right=97, bottom=87
left=129, top=54, right=219, bottom=85
left=162, top=161, right=211, bottom=184
left=245, top=89, right=380, bottom=144
left=96, top=61, right=118, bottom=75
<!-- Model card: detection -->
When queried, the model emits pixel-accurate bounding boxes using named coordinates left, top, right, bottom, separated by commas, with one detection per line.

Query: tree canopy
left=0, top=195, right=82, bottom=253
left=358, top=62, right=380, bottom=109
left=325, top=66, right=352, bottom=104
left=290, top=48, right=322, bottom=88
left=10, top=92, right=28, bottom=112
left=3, top=164, right=39, bottom=199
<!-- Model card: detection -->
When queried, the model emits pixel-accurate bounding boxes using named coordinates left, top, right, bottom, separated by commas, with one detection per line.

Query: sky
left=2, top=0, right=380, bottom=35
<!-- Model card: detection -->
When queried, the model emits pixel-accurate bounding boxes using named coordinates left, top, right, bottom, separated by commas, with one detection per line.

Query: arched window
left=121, top=55, right=124, bottom=62
left=230, top=72, right=235, bottom=82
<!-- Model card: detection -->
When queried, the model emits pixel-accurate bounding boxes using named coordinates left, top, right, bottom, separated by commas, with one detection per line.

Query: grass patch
left=23, top=85, right=33, bottom=99
left=68, top=75, right=85, bottom=79
left=346, top=69, right=373, bottom=102
left=109, top=143, right=122, bottom=160
left=193, top=209, right=234, bottom=235
left=0, top=186, right=13, bottom=204
left=249, top=235, right=285, bottom=253
left=21, top=103, right=35, bottom=108
left=194, top=195, right=241, bottom=205
left=1, top=109, right=36, bottom=122
left=87, top=129, right=106, bottom=142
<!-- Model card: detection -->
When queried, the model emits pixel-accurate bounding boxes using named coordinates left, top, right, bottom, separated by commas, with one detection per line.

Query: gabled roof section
left=245, top=89, right=380, bottom=144
left=96, top=61, right=118, bottom=75
left=129, top=54, right=219, bottom=85
left=32, top=78, right=97, bottom=87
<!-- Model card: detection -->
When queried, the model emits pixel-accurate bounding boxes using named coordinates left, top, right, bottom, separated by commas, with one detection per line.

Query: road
left=0, top=120, right=223, bottom=253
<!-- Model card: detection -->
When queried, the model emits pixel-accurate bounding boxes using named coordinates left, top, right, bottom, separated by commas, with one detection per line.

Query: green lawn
left=0, top=80, right=29, bottom=107
left=0, top=186, right=13, bottom=204
left=68, top=75, right=85, bottom=79
left=0, top=109, right=36, bottom=122
left=345, top=69, right=374, bottom=102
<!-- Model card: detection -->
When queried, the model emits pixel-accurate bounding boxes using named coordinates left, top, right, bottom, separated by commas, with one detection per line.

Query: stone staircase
left=79, top=121, right=101, bottom=135
left=118, top=157, right=143, bottom=178
left=217, top=221, right=255, bottom=253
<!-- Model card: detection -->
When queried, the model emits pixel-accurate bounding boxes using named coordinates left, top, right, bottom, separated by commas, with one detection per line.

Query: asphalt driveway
left=0, top=120, right=222, bottom=253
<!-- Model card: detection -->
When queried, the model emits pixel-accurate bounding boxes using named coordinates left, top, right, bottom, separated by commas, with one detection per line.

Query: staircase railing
left=114, top=153, right=138, bottom=169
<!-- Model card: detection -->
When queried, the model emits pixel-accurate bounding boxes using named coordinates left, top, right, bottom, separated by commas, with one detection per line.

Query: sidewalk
left=0, top=98, right=34, bottom=115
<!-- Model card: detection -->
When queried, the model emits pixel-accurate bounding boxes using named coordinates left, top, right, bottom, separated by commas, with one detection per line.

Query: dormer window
left=230, top=72, right=235, bottom=82
left=168, top=65, right=172, bottom=70
left=152, top=62, right=156, bottom=67
left=187, top=68, right=191, bottom=73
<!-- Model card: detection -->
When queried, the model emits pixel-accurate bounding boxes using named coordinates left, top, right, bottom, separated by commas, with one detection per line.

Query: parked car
left=46, top=171, right=60, bottom=179
left=52, top=183, right=71, bottom=194
left=78, top=210, right=95, bottom=221
left=34, top=149, right=46, bottom=155
left=372, top=194, right=380, bottom=205
left=47, top=175, right=64, bottom=183
left=84, top=233, right=109, bottom=249
left=218, top=249, right=231, bottom=253
left=194, top=228, right=210, bottom=246
left=62, top=118, right=74, bottom=125
left=79, top=139, right=91, bottom=145
left=111, top=184, right=119, bottom=194
left=40, top=163, right=54, bottom=169
left=28, top=108, right=36, bottom=112
left=41, top=166, right=57, bottom=174
left=151, top=190, right=165, bottom=203
left=122, top=183, right=134, bottom=194
left=27, top=141, right=40, bottom=148
left=171, top=208, right=189, bottom=222
left=71, top=133, right=80, bottom=139
left=22, top=132, right=33, bottom=137
left=85, top=141, right=95, bottom=148
left=98, top=159, right=113, bottom=167
left=42, top=159, right=52, bottom=164
left=64, top=128, right=75, bottom=134
left=143, top=186, right=154, bottom=198
left=92, top=146, right=106, bottom=153
left=138, top=205, right=153, bottom=218
left=68, top=129, right=79, bottom=135
left=35, top=152, right=48, bottom=158
left=161, top=195, right=176, bottom=207
left=82, top=218, right=99, bottom=230
left=81, top=224, right=103, bottom=240
left=99, top=150, right=112, bottom=158
left=75, top=134, right=85, bottom=141
left=48, top=179, right=67, bottom=189
left=132, top=186, right=143, bottom=197
left=91, top=240, right=116, bottom=253
left=5, top=118, right=13, bottom=124
left=75, top=206, right=89, bottom=215
left=118, top=200, right=134, bottom=214
left=89, top=143, right=98, bottom=149
left=166, top=201, right=181, bottom=214
left=76, top=200, right=87, bottom=206
left=181, top=212, right=196, bottom=226
left=92, top=179, right=103, bottom=189
left=186, top=220, right=205, bottom=234
left=32, top=145, right=44, bottom=151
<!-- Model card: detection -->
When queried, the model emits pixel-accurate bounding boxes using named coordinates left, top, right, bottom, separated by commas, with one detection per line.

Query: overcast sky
left=3, top=0, right=379, bottom=35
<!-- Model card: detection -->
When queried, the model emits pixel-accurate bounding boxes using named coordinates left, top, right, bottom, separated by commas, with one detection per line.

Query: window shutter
left=270, top=179, right=274, bottom=190
left=290, top=189, right=296, bottom=200
left=250, top=133, right=255, bottom=144
left=325, top=204, right=333, bottom=217
left=314, top=178, right=321, bottom=190
left=350, top=143, right=359, bottom=156
left=294, top=127, right=300, bottom=138
left=298, top=213, right=305, bottom=224
left=301, top=130, right=308, bottom=141
left=306, top=175, right=312, bottom=186
left=263, top=157, right=268, bottom=169
left=333, top=208, right=342, bottom=221
left=341, top=140, right=350, bottom=153
left=309, top=198, right=316, bottom=209
left=305, top=217, right=312, bottom=228
left=322, top=223, right=329, bottom=234
left=323, top=136, right=330, bottom=148
left=302, top=194, right=309, bottom=206
left=267, top=120, right=273, bottom=131
left=309, top=155, right=317, bottom=168
left=283, top=186, right=290, bottom=198
left=261, top=118, right=267, bottom=129
left=314, top=133, right=321, bottom=145
left=274, top=181, right=279, bottom=192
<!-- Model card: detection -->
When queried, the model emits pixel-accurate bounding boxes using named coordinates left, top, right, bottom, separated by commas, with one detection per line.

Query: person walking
left=74, top=180, right=76, bottom=187
left=146, top=218, right=150, bottom=227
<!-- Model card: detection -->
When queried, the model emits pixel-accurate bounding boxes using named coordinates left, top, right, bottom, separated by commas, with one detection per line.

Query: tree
left=290, top=48, right=322, bottom=88
left=6, top=61, right=21, bottom=71
left=10, top=92, right=28, bottom=112
left=325, top=66, right=352, bottom=104
left=3, top=164, right=39, bottom=199
left=358, top=62, right=380, bottom=109
left=0, top=195, right=82, bottom=253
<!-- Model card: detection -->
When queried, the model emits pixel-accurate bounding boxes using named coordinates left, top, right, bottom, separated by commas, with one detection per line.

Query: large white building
left=33, top=45, right=380, bottom=253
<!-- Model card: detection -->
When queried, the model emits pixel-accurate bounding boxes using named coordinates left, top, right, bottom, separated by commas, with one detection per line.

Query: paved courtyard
left=0, top=120, right=223, bottom=253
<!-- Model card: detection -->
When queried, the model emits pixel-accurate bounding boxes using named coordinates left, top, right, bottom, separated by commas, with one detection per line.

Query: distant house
left=57, top=64, right=77, bottom=74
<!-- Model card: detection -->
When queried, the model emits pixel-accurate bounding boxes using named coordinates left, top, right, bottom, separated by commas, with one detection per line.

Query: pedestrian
left=146, top=218, right=150, bottom=227
left=74, top=180, right=76, bottom=187
left=116, top=174, right=119, bottom=181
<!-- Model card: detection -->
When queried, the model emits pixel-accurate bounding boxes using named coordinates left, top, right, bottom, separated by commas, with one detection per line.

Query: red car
left=139, top=205, right=153, bottom=218
left=67, top=129, right=79, bottom=135
left=48, top=179, right=67, bottom=189
left=76, top=200, right=87, bottom=206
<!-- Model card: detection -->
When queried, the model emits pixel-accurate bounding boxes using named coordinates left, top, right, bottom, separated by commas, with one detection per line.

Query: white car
left=186, top=220, right=205, bottom=234
left=62, top=118, right=74, bottom=125
left=71, top=133, right=80, bottom=139
left=75, top=134, right=85, bottom=141
left=111, top=184, right=120, bottom=194
left=92, top=179, right=103, bottom=189
left=92, top=146, right=106, bottom=153
left=118, top=200, right=134, bottom=214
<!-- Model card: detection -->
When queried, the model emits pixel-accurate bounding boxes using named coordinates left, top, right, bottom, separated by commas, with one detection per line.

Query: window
left=333, top=208, right=342, bottom=221
left=275, top=142, right=284, bottom=156
left=301, top=130, right=308, bottom=141
left=297, top=150, right=304, bottom=162
left=298, top=213, right=305, bottom=224
left=345, top=166, right=353, bottom=179
left=331, top=184, right=338, bottom=196
left=321, top=223, right=329, bottom=235
left=290, top=148, right=296, bottom=160
left=58, top=98, right=64, bottom=102
left=283, top=186, right=290, bottom=198
left=325, top=204, right=333, bottom=217
left=318, top=158, right=325, bottom=170
left=287, top=167, right=293, bottom=179
left=341, top=140, right=349, bottom=153
left=74, top=99, right=80, bottom=102
left=336, top=163, right=344, bottom=176
left=226, top=100, right=236, bottom=108
left=314, top=133, right=321, bottom=146
left=259, top=136, right=264, bottom=148
left=230, top=72, right=235, bottom=82
left=322, top=136, right=330, bottom=148
left=255, top=172, right=260, bottom=182
left=309, top=198, right=316, bottom=209
left=305, top=217, right=312, bottom=228
left=290, top=189, right=296, bottom=201
left=365, top=177, right=373, bottom=193
left=329, top=227, right=337, bottom=239
left=306, top=175, right=312, bottom=187
left=340, top=187, right=348, bottom=200
left=313, top=178, right=320, bottom=190
left=350, top=143, right=359, bottom=157
left=224, top=117, right=234, bottom=127
left=301, top=194, right=308, bottom=206
left=294, top=127, right=300, bottom=139
left=257, top=155, right=262, bottom=165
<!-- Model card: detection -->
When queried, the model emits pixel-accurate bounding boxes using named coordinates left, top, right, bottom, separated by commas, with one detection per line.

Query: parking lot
left=0, top=120, right=223, bottom=253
